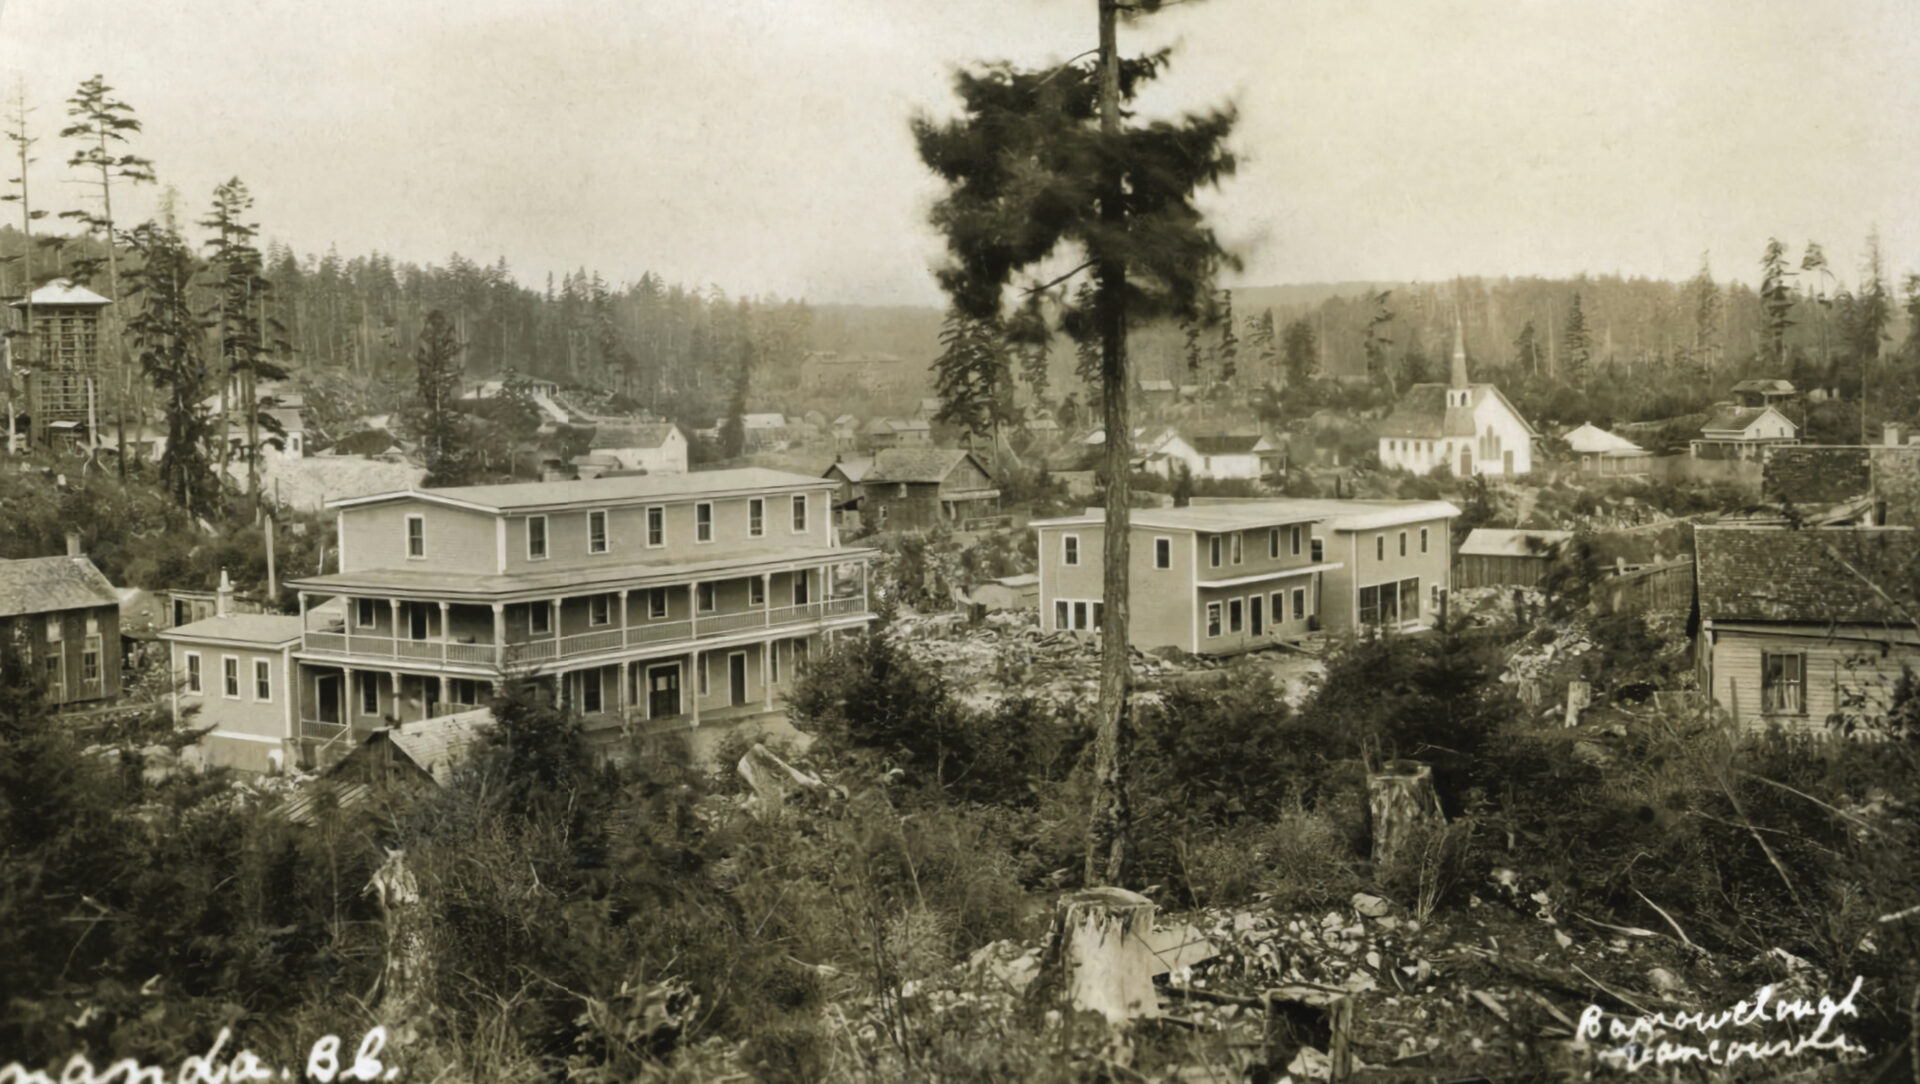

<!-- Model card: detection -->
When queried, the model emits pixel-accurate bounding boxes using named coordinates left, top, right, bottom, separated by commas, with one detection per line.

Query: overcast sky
left=0, top=0, right=1914, bottom=306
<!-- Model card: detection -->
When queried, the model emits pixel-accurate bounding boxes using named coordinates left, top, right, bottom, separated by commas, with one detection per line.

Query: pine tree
left=931, top=308, right=1015, bottom=456
left=1215, top=288, right=1238, bottom=386
left=1801, top=242, right=1834, bottom=372
left=1363, top=291, right=1395, bottom=392
left=410, top=309, right=469, bottom=485
left=59, top=75, right=156, bottom=478
left=1690, top=253, right=1721, bottom=369
left=1281, top=317, right=1317, bottom=388
left=1561, top=292, right=1592, bottom=378
left=123, top=221, right=217, bottom=514
left=1512, top=319, right=1539, bottom=373
left=199, top=178, right=287, bottom=513
left=1758, top=238, right=1795, bottom=368
left=1248, top=308, right=1277, bottom=384
left=913, top=3, right=1238, bottom=884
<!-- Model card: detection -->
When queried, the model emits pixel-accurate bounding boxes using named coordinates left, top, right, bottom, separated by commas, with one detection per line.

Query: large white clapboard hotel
left=163, top=468, right=878, bottom=771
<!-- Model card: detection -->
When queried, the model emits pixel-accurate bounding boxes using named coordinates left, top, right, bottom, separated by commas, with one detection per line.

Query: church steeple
left=1447, top=304, right=1471, bottom=407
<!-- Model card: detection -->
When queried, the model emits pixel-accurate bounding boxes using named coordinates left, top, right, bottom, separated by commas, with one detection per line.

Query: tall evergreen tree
left=410, top=309, right=469, bottom=486
left=1801, top=241, right=1834, bottom=372
left=200, top=178, right=287, bottom=513
left=1690, top=252, right=1721, bottom=369
left=1758, top=238, right=1795, bottom=368
left=1512, top=319, right=1539, bottom=373
left=1363, top=291, right=1395, bottom=392
left=1215, top=288, right=1238, bottom=386
left=913, top=2, right=1238, bottom=884
left=123, top=221, right=217, bottom=514
left=60, top=75, right=156, bottom=478
left=1561, top=292, right=1592, bottom=378
left=1281, top=317, right=1317, bottom=387
left=1248, top=307, right=1277, bottom=384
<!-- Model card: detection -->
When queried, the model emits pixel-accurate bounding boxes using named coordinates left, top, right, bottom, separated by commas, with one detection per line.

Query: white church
left=1377, top=315, right=1536, bottom=478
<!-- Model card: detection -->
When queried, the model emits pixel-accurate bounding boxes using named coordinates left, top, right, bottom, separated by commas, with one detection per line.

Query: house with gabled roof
left=858, top=447, right=1000, bottom=531
left=588, top=421, right=687, bottom=474
left=0, top=537, right=123, bottom=708
left=1561, top=422, right=1651, bottom=476
left=1378, top=314, right=1536, bottom=477
left=1730, top=379, right=1797, bottom=409
left=1695, top=525, right=1920, bottom=735
left=1691, top=405, right=1798, bottom=460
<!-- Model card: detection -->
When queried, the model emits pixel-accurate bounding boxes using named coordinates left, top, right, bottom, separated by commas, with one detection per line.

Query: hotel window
left=1063, top=535, right=1080, bottom=566
left=749, top=578, right=765, bottom=606
left=357, top=598, right=377, bottom=628
left=1209, top=536, right=1222, bottom=568
left=408, top=605, right=429, bottom=640
left=588, top=510, right=609, bottom=554
left=1399, top=530, right=1407, bottom=557
left=405, top=515, right=426, bottom=559
left=527, top=515, right=549, bottom=560
left=749, top=498, right=765, bottom=537
left=1291, top=526, right=1302, bottom=556
left=531, top=602, right=552, bottom=635
left=254, top=658, right=272, bottom=702
left=1055, top=600, right=1070, bottom=631
left=792, top=494, right=809, bottom=532
left=1073, top=601, right=1089, bottom=630
left=1093, top=601, right=1105, bottom=628
left=1762, top=652, right=1805, bottom=714
left=1154, top=537, right=1171, bottom=569
left=1268, top=529, right=1279, bottom=559
left=185, top=652, right=202, bottom=694
left=1420, top=527, right=1429, bottom=554
left=361, top=672, right=380, bottom=716
left=82, top=638, right=100, bottom=686
left=649, top=588, right=669, bottom=619
left=1376, top=535, right=1385, bottom=561
left=646, top=506, right=665, bottom=547
left=1229, top=598, right=1244, bottom=633
left=770, top=643, right=781, bottom=685
left=698, top=656, right=709, bottom=696
left=1293, top=587, right=1306, bottom=621
left=450, top=678, right=478, bottom=706
left=1311, top=538, right=1324, bottom=562
left=581, top=671, right=603, bottom=714
left=222, top=656, right=241, bottom=699
left=1205, top=602, right=1222, bottom=638
left=695, top=503, right=714, bottom=543
left=588, top=595, right=611, bottom=627
left=698, top=582, right=717, bottom=612
left=793, top=573, right=811, bottom=606
left=1231, top=533, right=1244, bottom=565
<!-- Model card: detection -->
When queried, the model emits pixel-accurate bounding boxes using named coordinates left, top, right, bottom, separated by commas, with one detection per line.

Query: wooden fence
left=1601, top=557, right=1694, bottom=615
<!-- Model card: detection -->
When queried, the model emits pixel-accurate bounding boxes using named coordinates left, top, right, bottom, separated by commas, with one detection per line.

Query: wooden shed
left=1455, top=528, right=1573, bottom=589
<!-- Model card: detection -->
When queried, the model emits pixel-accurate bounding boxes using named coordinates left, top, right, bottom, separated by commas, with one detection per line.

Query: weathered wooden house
left=859, top=448, right=1000, bottom=531
left=0, top=537, right=124, bottom=708
left=1696, top=525, right=1920, bottom=735
left=1454, top=529, right=1573, bottom=589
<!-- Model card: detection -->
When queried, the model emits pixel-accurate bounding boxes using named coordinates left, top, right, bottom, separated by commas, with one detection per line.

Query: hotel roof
left=328, top=466, right=834, bottom=513
left=1032, top=499, right=1460, bottom=534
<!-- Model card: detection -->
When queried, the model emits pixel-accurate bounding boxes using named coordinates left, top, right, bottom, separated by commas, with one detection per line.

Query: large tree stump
left=1368, top=760, right=1445, bottom=870
left=1027, top=887, right=1162, bottom=1023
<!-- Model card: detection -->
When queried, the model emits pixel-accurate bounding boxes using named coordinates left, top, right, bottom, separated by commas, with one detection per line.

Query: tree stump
left=1027, top=887, right=1161, bottom=1023
left=1368, top=760, right=1444, bottom=870
left=1565, top=680, right=1592, bottom=727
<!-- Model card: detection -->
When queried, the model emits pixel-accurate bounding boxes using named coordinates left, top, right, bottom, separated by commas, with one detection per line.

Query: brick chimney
left=65, top=531, right=81, bottom=558
left=216, top=568, right=234, bottom=618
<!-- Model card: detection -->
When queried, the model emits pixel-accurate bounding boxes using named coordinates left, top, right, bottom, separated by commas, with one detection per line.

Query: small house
left=0, top=536, right=123, bottom=708
left=1691, top=405, right=1798, bottom=460
left=1455, top=528, right=1573, bottom=589
left=1561, top=423, right=1651, bottom=476
left=860, top=448, right=1000, bottom=530
left=588, top=421, right=687, bottom=474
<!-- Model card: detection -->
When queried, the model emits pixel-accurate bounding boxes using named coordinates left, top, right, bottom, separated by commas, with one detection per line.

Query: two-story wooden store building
left=165, top=468, right=878, bottom=770
left=1031, top=498, right=1459, bottom=655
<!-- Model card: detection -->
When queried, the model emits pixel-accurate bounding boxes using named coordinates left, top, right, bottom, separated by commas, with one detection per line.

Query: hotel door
left=1250, top=595, right=1264, bottom=637
left=728, top=652, right=748, bottom=706
left=317, top=674, right=341, bottom=725
left=648, top=664, right=681, bottom=718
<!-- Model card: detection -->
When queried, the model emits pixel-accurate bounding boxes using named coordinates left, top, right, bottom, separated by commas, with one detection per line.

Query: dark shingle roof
left=0, top=556, right=119, bottom=618
left=868, top=447, right=975, bottom=484
left=1188, top=434, right=1269, bottom=455
left=1731, top=379, right=1795, bottom=395
left=1695, top=526, right=1916, bottom=624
